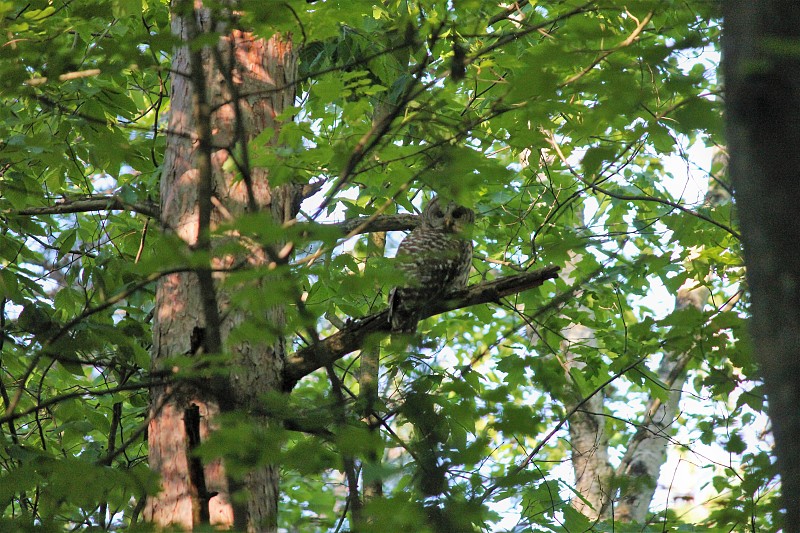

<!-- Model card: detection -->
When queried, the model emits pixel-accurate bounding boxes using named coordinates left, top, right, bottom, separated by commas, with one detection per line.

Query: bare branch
left=545, top=132, right=741, bottom=241
left=0, top=379, right=163, bottom=426
left=25, top=68, right=102, bottom=86
left=319, top=214, right=419, bottom=236
left=4, top=268, right=165, bottom=418
left=8, top=194, right=421, bottom=238
left=283, top=265, right=561, bottom=388
left=10, top=195, right=160, bottom=219
left=487, top=0, right=530, bottom=26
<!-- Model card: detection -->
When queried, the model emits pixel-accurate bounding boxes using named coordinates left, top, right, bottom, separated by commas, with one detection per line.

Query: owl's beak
left=444, top=214, right=454, bottom=230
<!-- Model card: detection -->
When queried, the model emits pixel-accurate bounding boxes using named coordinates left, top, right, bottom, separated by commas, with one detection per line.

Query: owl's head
left=421, top=197, right=475, bottom=233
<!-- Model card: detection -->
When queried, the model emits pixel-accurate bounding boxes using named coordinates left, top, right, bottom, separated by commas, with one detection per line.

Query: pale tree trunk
left=724, top=2, right=800, bottom=527
left=559, top=258, right=613, bottom=519
left=352, top=39, right=413, bottom=517
left=357, top=76, right=411, bottom=507
left=563, top=342, right=614, bottom=518
left=602, top=164, right=727, bottom=521
left=561, top=247, right=708, bottom=523
left=535, top=144, right=725, bottom=521
left=520, top=145, right=615, bottom=516
left=609, top=277, right=710, bottom=521
left=360, top=231, right=385, bottom=504
left=520, top=146, right=613, bottom=516
left=145, top=4, right=296, bottom=531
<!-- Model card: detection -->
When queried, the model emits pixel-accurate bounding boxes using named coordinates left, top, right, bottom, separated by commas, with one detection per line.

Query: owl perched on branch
left=388, top=197, right=474, bottom=333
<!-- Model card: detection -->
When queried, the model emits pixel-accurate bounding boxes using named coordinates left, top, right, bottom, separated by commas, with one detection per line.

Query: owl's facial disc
left=448, top=205, right=471, bottom=232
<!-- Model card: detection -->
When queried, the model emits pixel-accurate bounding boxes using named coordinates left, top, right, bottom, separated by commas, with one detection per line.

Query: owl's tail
left=387, top=287, right=418, bottom=333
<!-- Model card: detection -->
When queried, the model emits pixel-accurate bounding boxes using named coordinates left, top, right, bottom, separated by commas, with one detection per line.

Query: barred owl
left=388, top=197, right=474, bottom=333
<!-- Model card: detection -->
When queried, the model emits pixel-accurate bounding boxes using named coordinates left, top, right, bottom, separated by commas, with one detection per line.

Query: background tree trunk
left=610, top=160, right=730, bottom=520
left=145, top=6, right=297, bottom=531
left=724, top=2, right=800, bottom=528
left=610, top=276, right=710, bottom=521
left=559, top=256, right=613, bottom=519
left=360, top=231, right=385, bottom=505
left=540, top=150, right=723, bottom=522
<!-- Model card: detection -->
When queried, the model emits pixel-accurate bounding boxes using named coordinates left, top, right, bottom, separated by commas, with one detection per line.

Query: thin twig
left=560, top=11, right=654, bottom=86
left=9, top=196, right=159, bottom=219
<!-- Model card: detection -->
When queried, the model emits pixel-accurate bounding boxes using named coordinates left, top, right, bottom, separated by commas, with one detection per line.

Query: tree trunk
left=360, top=231, right=385, bottom=505
left=611, top=155, right=730, bottom=520
left=145, top=5, right=296, bottom=531
left=553, top=252, right=614, bottom=518
left=610, top=278, right=709, bottom=521
left=724, top=2, right=800, bottom=528
left=562, top=321, right=613, bottom=520
left=548, top=156, right=721, bottom=521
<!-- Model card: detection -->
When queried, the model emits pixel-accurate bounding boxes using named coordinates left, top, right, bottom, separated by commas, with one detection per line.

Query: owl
left=388, top=197, right=475, bottom=333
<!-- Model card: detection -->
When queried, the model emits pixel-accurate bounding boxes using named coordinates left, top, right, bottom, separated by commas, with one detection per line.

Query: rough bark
left=145, top=6, right=296, bottom=530
left=552, top=253, right=613, bottom=519
left=723, top=2, right=800, bottom=527
left=562, top=320, right=613, bottom=520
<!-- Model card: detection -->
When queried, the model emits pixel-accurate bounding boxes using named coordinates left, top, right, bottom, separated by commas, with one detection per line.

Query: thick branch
left=283, top=265, right=561, bottom=388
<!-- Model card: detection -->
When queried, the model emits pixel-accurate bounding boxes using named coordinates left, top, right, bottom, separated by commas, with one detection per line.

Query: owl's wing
left=388, top=228, right=428, bottom=332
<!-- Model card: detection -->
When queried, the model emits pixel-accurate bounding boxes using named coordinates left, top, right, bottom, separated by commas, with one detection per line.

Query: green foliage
left=0, top=0, right=779, bottom=531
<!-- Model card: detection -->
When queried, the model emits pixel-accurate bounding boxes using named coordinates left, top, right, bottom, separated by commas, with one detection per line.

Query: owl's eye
left=452, top=207, right=466, bottom=218
left=433, top=209, right=444, bottom=218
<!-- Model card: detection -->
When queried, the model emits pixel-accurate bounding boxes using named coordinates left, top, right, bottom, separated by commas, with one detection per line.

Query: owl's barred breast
left=388, top=197, right=475, bottom=333
left=389, top=229, right=473, bottom=332
left=395, top=228, right=473, bottom=290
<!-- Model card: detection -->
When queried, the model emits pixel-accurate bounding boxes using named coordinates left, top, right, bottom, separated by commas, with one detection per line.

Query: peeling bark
left=557, top=255, right=613, bottom=519
left=567, top=402, right=613, bottom=516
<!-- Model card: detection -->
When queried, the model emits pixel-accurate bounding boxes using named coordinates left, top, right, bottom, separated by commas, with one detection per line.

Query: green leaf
left=582, top=146, right=617, bottom=178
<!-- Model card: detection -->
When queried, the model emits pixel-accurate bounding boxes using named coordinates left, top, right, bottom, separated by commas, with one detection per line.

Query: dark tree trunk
left=724, top=2, right=800, bottom=528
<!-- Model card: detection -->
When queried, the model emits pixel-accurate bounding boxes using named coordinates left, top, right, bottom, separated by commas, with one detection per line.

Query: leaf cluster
left=0, top=0, right=779, bottom=531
